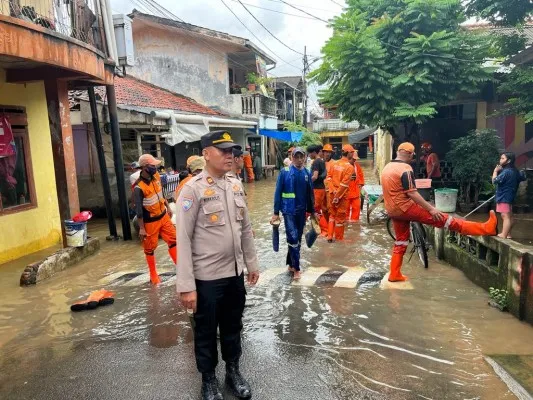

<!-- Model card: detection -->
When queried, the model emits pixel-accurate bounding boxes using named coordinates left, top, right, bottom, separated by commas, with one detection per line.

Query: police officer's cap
left=201, top=130, right=242, bottom=150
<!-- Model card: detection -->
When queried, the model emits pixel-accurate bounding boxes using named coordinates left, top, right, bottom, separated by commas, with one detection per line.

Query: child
left=492, top=152, right=526, bottom=239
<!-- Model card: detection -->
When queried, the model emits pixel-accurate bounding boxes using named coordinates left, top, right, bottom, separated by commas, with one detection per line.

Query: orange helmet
left=288, top=146, right=295, bottom=153
left=421, top=142, right=432, bottom=152
left=342, top=144, right=356, bottom=153
left=323, top=144, right=333, bottom=152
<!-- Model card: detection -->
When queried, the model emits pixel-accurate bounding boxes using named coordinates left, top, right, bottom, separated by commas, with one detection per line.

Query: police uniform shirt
left=176, top=170, right=259, bottom=293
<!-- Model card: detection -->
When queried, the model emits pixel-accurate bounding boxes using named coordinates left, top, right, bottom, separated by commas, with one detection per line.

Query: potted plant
left=246, top=72, right=258, bottom=91
left=488, top=287, right=508, bottom=311
left=447, top=129, right=501, bottom=212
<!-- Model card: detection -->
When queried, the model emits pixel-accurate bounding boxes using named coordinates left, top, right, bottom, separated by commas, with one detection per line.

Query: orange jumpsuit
left=326, top=157, right=355, bottom=240
left=136, top=172, right=177, bottom=284
left=175, top=175, right=192, bottom=199
left=320, top=159, right=335, bottom=234
left=243, top=154, right=255, bottom=182
left=347, top=162, right=365, bottom=222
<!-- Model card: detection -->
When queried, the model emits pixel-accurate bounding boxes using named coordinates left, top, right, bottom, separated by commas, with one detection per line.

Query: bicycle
left=386, top=217, right=429, bottom=269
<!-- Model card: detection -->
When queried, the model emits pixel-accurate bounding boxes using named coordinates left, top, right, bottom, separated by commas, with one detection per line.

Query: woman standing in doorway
left=492, top=152, right=526, bottom=239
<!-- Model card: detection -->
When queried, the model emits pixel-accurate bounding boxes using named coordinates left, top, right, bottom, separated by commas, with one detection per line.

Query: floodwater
left=1, top=160, right=533, bottom=399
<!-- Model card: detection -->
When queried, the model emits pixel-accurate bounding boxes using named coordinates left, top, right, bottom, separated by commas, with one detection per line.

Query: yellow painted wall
left=375, top=128, right=393, bottom=181
left=476, top=102, right=487, bottom=129
left=0, top=69, right=61, bottom=265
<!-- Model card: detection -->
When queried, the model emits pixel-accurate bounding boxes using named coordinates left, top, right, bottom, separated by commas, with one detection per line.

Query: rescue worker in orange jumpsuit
left=347, top=149, right=365, bottom=222
left=321, top=144, right=335, bottom=234
left=382, top=142, right=497, bottom=282
left=326, top=144, right=356, bottom=242
left=420, top=142, right=442, bottom=180
left=134, top=154, right=177, bottom=284
left=243, top=147, right=255, bottom=182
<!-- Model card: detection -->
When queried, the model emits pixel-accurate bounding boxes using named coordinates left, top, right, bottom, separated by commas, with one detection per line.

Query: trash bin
left=434, top=188, right=458, bottom=213
left=415, top=179, right=433, bottom=201
left=64, top=220, right=87, bottom=247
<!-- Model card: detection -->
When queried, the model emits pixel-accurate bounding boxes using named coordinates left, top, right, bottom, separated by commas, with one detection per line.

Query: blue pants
left=284, top=211, right=306, bottom=271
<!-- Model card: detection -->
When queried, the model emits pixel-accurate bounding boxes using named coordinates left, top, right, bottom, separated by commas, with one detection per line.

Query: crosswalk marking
left=334, top=267, right=366, bottom=288
left=101, top=267, right=376, bottom=289
left=291, top=267, right=330, bottom=287
left=379, top=273, right=414, bottom=290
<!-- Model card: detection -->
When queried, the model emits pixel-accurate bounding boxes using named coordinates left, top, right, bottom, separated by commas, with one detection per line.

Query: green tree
left=466, top=1, right=533, bottom=122
left=283, top=121, right=322, bottom=148
left=310, top=0, right=493, bottom=134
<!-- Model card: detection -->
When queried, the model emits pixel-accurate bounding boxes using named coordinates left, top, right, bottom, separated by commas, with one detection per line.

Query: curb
left=20, top=237, right=101, bottom=286
left=485, top=356, right=533, bottom=400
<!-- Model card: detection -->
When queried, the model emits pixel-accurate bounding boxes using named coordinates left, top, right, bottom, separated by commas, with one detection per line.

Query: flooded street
left=1, top=160, right=533, bottom=399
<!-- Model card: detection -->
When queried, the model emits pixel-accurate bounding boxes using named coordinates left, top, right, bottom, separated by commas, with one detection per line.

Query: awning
left=164, top=123, right=208, bottom=146
left=348, top=127, right=377, bottom=144
left=257, top=129, right=303, bottom=142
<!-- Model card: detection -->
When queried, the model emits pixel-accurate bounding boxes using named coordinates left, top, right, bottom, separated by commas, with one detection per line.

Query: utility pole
left=302, top=45, right=309, bottom=127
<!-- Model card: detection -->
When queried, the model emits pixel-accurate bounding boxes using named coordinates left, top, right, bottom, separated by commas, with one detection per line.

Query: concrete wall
left=130, top=22, right=238, bottom=114
left=0, top=69, right=62, bottom=265
left=428, top=226, right=533, bottom=325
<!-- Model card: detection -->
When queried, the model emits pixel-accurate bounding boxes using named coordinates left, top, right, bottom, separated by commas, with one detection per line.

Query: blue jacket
left=274, top=165, right=314, bottom=216
left=493, top=167, right=527, bottom=204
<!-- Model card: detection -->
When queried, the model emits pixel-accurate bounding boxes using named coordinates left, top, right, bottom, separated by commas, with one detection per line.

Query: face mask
left=146, top=165, right=157, bottom=176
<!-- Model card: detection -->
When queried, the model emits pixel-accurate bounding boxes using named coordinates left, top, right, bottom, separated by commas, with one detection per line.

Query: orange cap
left=353, top=150, right=360, bottom=160
left=186, top=155, right=200, bottom=167
left=138, top=154, right=162, bottom=167
left=342, top=144, right=356, bottom=153
left=398, top=142, right=415, bottom=153
left=288, top=147, right=295, bottom=152
left=323, top=144, right=333, bottom=152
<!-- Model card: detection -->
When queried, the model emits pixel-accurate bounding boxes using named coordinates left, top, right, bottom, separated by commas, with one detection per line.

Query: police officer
left=176, top=130, right=260, bottom=400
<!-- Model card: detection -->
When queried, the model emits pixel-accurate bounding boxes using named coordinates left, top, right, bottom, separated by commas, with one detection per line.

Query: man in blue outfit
left=271, top=147, right=315, bottom=280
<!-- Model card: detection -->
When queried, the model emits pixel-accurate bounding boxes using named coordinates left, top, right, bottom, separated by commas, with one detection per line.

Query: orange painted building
left=0, top=2, right=114, bottom=264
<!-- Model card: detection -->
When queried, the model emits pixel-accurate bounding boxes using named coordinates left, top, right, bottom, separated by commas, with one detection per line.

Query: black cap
left=201, top=130, right=242, bottom=150
left=232, top=148, right=243, bottom=157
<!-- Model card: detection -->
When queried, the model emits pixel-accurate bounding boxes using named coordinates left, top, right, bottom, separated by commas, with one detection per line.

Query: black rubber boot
left=225, top=362, right=251, bottom=399
left=201, top=372, right=223, bottom=400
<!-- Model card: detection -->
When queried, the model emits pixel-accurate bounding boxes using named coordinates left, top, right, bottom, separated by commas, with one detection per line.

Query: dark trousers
left=284, top=210, right=307, bottom=271
left=194, top=274, right=246, bottom=374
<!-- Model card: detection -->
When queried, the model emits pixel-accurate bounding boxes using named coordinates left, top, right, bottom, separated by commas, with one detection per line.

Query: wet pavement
left=1, top=160, right=533, bottom=399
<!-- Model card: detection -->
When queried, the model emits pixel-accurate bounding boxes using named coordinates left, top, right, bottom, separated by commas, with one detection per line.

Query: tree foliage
left=310, top=0, right=493, bottom=128
left=466, top=0, right=533, bottom=122
left=446, top=129, right=501, bottom=203
left=283, top=121, right=322, bottom=147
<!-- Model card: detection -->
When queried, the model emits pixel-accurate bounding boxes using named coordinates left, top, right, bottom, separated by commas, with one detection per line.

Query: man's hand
left=429, top=207, right=445, bottom=222
left=270, top=214, right=281, bottom=225
left=180, top=291, right=197, bottom=312
left=247, top=270, right=260, bottom=285
left=139, top=228, right=147, bottom=241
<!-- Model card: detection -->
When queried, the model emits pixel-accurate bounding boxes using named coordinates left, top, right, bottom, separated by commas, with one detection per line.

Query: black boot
left=225, top=362, right=251, bottom=399
left=201, top=372, right=223, bottom=400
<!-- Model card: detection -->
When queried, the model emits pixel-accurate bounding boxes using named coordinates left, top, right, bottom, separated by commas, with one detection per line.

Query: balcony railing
left=313, top=119, right=360, bottom=132
left=242, top=94, right=276, bottom=117
left=1, top=0, right=105, bottom=52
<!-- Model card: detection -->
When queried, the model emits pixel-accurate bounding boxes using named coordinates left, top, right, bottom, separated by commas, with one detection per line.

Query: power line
left=330, top=0, right=344, bottom=7
left=262, top=0, right=338, bottom=13
left=277, top=0, right=330, bottom=24
left=228, top=0, right=327, bottom=21
left=218, top=0, right=302, bottom=72
left=235, top=0, right=306, bottom=56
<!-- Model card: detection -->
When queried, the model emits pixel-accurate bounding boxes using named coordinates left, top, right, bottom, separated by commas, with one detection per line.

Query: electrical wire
left=235, top=0, right=306, bottom=56
left=329, top=0, right=344, bottom=7
left=218, top=0, right=302, bottom=72
left=277, top=0, right=330, bottom=24
left=228, top=0, right=328, bottom=21
left=262, top=0, right=338, bottom=13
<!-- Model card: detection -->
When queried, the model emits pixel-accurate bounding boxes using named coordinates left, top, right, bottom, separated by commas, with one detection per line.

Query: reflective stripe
left=288, top=242, right=300, bottom=248
left=282, top=193, right=295, bottom=198
left=340, top=183, right=349, bottom=187
left=394, top=241, right=409, bottom=246
left=335, top=223, right=344, bottom=227
left=444, top=216, right=453, bottom=229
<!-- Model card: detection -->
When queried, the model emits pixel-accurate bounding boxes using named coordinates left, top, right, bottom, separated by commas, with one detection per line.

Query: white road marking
left=256, top=268, right=287, bottom=286
left=334, top=267, right=366, bottom=288
left=291, top=267, right=330, bottom=286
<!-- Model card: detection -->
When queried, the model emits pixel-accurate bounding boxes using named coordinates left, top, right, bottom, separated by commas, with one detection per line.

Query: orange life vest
left=137, top=172, right=166, bottom=219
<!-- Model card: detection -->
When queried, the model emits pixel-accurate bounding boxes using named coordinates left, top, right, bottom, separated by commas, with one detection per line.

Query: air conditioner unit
left=112, top=14, right=134, bottom=67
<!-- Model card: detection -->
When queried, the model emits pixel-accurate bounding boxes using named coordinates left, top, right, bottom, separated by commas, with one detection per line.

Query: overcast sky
left=110, top=0, right=343, bottom=112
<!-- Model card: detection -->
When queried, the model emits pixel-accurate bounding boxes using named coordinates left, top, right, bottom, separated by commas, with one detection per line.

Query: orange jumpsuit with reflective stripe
left=243, top=154, right=255, bottom=182
left=137, top=172, right=177, bottom=284
left=347, top=162, right=365, bottom=222
left=320, top=159, right=336, bottom=234
left=327, top=157, right=354, bottom=240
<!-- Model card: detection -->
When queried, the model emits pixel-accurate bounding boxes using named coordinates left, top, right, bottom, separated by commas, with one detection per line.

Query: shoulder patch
left=206, top=176, right=215, bottom=185
left=182, top=197, right=194, bottom=211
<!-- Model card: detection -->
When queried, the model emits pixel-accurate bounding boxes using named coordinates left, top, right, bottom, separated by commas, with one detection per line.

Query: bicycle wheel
left=386, top=217, right=396, bottom=240
left=411, top=222, right=429, bottom=269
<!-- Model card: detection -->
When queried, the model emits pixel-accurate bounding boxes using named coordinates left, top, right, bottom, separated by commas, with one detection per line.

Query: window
left=0, top=106, right=36, bottom=214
